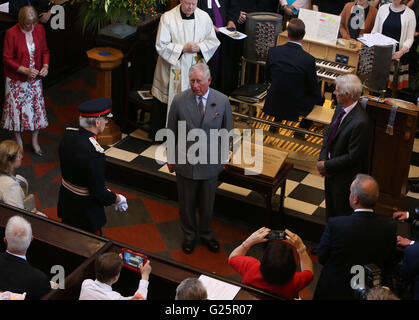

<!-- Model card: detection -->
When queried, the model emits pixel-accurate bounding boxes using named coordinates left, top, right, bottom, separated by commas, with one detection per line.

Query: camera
left=353, top=264, right=382, bottom=300
left=121, top=248, right=148, bottom=273
left=265, top=230, right=286, bottom=240
left=410, top=207, right=419, bottom=229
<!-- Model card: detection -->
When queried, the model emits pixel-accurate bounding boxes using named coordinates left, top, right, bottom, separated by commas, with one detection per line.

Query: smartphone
left=121, top=248, right=148, bottom=273
left=265, top=230, right=286, bottom=240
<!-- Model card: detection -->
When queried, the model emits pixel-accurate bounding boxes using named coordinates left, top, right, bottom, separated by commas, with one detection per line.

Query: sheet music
left=298, top=9, right=340, bottom=44
left=198, top=275, right=241, bottom=300
left=0, top=2, right=9, bottom=13
left=218, top=27, right=247, bottom=40
left=357, top=33, right=399, bottom=47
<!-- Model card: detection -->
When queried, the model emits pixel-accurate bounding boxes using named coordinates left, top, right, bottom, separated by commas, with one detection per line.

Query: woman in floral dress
left=2, top=5, right=49, bottom=156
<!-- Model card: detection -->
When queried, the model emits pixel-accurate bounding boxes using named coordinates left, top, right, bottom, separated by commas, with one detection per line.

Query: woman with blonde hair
left=0, top=140, right=45, bottom=216
left=2, top=5, right=49, bottom=156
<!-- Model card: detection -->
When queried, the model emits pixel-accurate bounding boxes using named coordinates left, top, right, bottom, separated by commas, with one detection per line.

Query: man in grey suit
left=166, top=63, right=233, bottom=254
left=317, top=74, right=370, bottom=220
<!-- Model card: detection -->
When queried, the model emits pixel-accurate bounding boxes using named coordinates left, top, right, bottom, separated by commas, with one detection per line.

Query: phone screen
left=123, top=251, right=144, bottom=268
left=267, top=230, right=286, bottom=240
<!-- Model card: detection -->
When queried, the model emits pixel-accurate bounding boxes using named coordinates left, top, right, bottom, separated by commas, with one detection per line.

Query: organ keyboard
left=277, top=31, right=361, bottom=89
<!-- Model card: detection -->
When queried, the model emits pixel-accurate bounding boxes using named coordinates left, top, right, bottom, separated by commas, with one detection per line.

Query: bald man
left=314, top=174, right=400, bottom=300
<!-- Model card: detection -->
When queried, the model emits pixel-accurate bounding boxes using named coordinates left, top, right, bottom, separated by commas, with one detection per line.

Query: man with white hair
left=317, top=74, right=370, bottom=220
left=175, top=277, right=208, bottom=300
left=57, top=98, right=127, bottom=235
left=0, top=215, right=51, bottom=299
left=166, top=63, right=232, bottom=254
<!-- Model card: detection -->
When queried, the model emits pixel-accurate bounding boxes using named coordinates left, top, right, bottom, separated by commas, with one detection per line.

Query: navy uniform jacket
left=263, top=42, right=323, bottom=121
left=57, top=128, right=116, bottom=233
left=0, top=252, right=51, bottom=300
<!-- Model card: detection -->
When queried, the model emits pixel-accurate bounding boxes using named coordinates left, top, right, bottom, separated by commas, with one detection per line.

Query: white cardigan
left=372, top=3, right=416, bottom=50
left=0, top=174, right=24, bottom=209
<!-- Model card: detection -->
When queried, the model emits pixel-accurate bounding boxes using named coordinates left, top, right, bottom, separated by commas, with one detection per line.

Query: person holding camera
left=79, top=252, right=152, bottom=300
left=313, top=174, right=400, bottom=300
left=228, top=227, right=313, bottom=299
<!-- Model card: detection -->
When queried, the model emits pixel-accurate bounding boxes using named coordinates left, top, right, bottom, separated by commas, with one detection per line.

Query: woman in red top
left=228, top=227, right=313, bottom=299
left=2, top=5, right=50, bottom=156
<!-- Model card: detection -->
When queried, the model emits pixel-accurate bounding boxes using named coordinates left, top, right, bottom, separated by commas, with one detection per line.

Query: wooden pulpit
left=86, top=47, right=123, bottom=145
left=364, top=97, right=419, bottom=216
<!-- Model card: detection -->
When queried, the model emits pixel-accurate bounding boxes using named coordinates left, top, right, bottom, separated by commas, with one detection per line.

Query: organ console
left=277, top=31, right=362, bottom=92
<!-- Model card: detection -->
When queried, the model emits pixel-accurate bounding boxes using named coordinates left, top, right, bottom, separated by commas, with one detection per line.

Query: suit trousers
left=324, top=177, right=352, bottom=220
left=176, top=174, right=218, bottom=241
left=148, top=99, right=168, bottom=142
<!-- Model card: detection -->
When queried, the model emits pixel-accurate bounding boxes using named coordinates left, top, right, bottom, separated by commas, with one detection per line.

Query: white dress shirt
left=195, top=88, right=210, bottom=113
left=79, top=278, right=149, bottom=300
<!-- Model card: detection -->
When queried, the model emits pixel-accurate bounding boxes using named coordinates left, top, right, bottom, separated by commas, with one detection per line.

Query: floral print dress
left=2, top=38, right=48, bottom=132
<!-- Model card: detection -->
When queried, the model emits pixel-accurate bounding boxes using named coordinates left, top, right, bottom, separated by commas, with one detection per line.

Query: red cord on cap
left=80, top=108, right=111, bottom=117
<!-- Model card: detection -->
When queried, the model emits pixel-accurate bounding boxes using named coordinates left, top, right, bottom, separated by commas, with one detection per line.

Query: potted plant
left=75, top=0, right=166, bottom=35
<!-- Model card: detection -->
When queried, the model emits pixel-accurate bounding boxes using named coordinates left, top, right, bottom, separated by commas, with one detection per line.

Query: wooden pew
left=0, top=203, right=287, bottom=300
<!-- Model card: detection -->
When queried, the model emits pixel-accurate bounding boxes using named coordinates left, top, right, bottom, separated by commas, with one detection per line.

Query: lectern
left=364, top=97, right=419, bottom=216
left=86, top=47, right=123, bottom=145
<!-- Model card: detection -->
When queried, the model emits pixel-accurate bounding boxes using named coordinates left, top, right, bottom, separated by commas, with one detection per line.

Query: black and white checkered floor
left=103, top=128, right=419, bottom=224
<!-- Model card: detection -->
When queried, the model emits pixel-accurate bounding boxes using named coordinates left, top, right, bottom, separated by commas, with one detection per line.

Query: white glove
left=114, top=194, right=128, bottom=212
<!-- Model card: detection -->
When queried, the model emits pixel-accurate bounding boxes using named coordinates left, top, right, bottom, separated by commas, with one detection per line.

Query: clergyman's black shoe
left=182, top=239, right=195, bottom=254
left=201, top=238, right=220, bottom=253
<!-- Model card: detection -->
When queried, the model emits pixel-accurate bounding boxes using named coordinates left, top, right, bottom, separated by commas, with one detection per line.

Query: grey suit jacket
left=167, top=88, right=233, bottom=180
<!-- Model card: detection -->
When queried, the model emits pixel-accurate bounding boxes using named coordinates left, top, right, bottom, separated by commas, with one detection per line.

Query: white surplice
left=151, top=5, right=220, bottom=116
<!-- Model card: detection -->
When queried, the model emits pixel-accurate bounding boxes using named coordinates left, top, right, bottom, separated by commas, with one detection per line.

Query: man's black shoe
left=201, top=238, right=220, bottom=253
left=410, top=183, right=419, bottom=193
left=182, top=239, right=195, bottom=254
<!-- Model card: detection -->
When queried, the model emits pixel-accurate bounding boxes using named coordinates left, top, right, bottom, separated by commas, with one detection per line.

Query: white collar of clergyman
left=7, top=250, right=26, bottom=261
left=207, top=0, right=220, bottom=9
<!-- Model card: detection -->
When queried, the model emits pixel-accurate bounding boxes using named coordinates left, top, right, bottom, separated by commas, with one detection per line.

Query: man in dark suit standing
left=166, top=62, right=232, bottom=254
left=317, top=74, right=369, bottom=219
left=0, top=215, right=51, bottom=300
left=314, top=174, right=400, bottom=300
left=262, top=18, right=323, bottom=137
